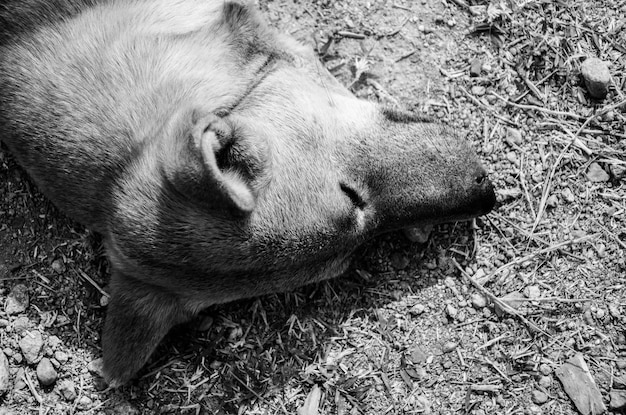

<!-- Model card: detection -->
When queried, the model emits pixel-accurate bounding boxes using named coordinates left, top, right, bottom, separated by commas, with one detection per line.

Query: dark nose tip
left=476, top=171, right=488, bottom=185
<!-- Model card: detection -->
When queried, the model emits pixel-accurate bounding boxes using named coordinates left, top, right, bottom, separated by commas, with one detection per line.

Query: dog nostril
left=475, top=173, right=487, bottom=185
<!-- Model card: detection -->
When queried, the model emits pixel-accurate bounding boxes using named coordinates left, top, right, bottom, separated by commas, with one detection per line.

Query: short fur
left=0, top=0, right=496, bottom=386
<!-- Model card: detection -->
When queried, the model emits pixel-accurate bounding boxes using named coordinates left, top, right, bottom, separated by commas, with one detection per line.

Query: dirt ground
left=1, top=0, right=625, bottom=414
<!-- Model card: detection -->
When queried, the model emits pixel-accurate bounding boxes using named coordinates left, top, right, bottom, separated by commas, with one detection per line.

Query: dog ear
left=160, top=110, right=256, bottom=215
left=101, top=269, right=189, bottom=387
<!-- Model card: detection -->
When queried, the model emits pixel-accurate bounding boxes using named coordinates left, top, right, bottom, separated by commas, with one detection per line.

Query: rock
left=12, top=316, right=30, bottom=334
left=410, top=304, right=426, bottom=316
left=0, top=351, right=10, bottom=395
left=446, top=304, right=457, bottom=319
left=587, top=163, right=609, bottom=182
left=505, top=128, right=523, bottom=146
left=390, top=253, right=409, bottom=270
left=610, top=391, right=626, bottom=410
left=471, top=293, right=487, bottom=309
left=561, top=188, right=576, bottom=203
left=51, top=259, right=65, bottom=274
left=617, top=361, right=626, bottom=370
left=442, top=342, right=457, bottom=353
left=471, top=85, right=486, bottom=96
left=77, top=396, right=93, bottom=410
left=53, top=351, right=69, bottom=365
left=58, top=380, right=77, bottom=401
left=524, top=285, right=541, bottom=300
left=47, top=335, right=62, bottom=349
left=532, top=390, right=549, bottom=404
left=556, top=353, right=606, bottom=415
left=19, top=331, right=43, bottom=364
left=5, top=284, right=29, bottom=315
left=610, top=164, right=626, bottom=180
left=87, top=357, right=105, bottom=377
left=538, top=376, right=552, bottom=388
left=36, top=358, right=57, bottom=386
left=581, top=58, right=611, bottom=99
left=539, top=363, right=552, bottom=376
left=403, top=225, right=433, bottom=244
left=546, top=194, right=558, bottom=208
left=470, top=59, right=483, bottom=77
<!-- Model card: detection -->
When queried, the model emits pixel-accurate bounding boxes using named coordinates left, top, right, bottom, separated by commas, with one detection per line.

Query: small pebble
left=77, top=396, right=93, bottom=410
left=546, top=194, right=558, bottom=208
left=390, top=253, right=409, bottom=270
left=581, top=57, right=611, bottom=99
left=410, top=304, right=426, bottom=316
left=561, top=188, right=576, bottom=203
left=531, top=390, right=549, bottom=405
left=99, top=295, right=110, bottom=307
left=446, top=304, right=457, bottom=319
left=446, top=19, right=456, bottom=28
left=617, top=361, right=626, bottom=370
left=48, top=335, right=62, bottom=349
left=505, top=128, right=523, bottom=146
left=58, top=380, right=77, bottom=401
left=51, top=259, right=65, bottom=274
left=0, top=351, right=10, bottom=395
left=471, top=85, right=486, bottom=96
left=610, top=390, right=626, bottom=411
left=442, top=341, right=457, bottom=353
left=36, top=358, right=57, bottom=386
left=5, top=284, right=29, bottom=315
left=538, top=376, right=552, bottom=388
left=87, top=358, right=105, bottom=377
left=19, top=331, right=43, bottom=364
left=524, top=285, right=541, bottom=300
left=403, top=225, right=432, bottom=243
left=12, top=316, right=30, bottom=334
left=609, top=304, right=621, bottom=318
left=539, top=363, right=552, bottom=376
left=471, top=293, right=487, bottom=309
left=587, top=163, right=609, bottom=182
left=470, top=58, right=483, bottom=77
left=54, top=351, right=69, bottom=364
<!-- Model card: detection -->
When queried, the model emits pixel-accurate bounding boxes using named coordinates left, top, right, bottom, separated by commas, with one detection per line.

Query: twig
left=492, top=92, right=585, bottom=120
left=77, top=269, right=109, bottom=299
left=23, top=371, right=43, bottom=404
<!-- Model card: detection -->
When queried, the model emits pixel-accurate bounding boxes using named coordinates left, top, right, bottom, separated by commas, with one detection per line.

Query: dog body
left=0, top=0, right=495, bottom=385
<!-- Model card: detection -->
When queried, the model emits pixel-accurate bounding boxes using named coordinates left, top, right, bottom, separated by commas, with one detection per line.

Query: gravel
left=18, top=331, right=43, bottom=365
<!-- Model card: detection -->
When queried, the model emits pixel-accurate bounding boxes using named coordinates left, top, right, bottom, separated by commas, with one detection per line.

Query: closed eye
left=340, top=182, right=366, bottom=210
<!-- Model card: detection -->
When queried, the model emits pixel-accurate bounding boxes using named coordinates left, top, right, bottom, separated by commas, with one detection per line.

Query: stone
left=19, top=331, right=43, bottom=364
left=390, top=253, right=409, bottom=270
left=609, top=390, right=626, bottom=411
left=470, top=58, right=483, bottom=77
left=581, top=58, right=611, bottom=99
left=442, top=342, right=457, bottom=353
left=556, top=353, right=606, bottom=415
left=0, top=351, right=10, bottom=395
left=471, top=85, right=486, bottom=96
left=51, top=259, right=66, bottom=274
left=87, top=357, right=105, bottom=377
left=471, top=293, right=487, bottom=309
left=403, top=225, right=433, bottom=244
left=14, top=368, right=26, bottom=391
left=587, top=163, right=609, bottom=182
left=54, top=351, right=69, bottom=364
left=410, top=304, right=426, bottom=316
left=36, top=358, right=57, bottom=386
left=58, top=380, right=77, bottom=401
left=5, top=284, right=28, bottom=315
left=77, top=396, right=93, bottom=410
left=532, top=390, right=549, bottom=404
